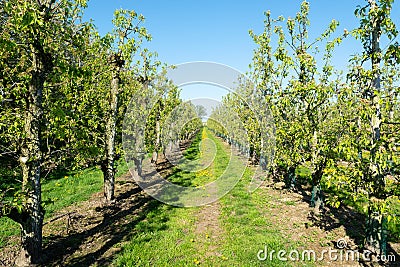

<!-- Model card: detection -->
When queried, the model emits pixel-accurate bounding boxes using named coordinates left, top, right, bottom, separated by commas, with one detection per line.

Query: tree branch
left=382, top=121, right=400, bottom=125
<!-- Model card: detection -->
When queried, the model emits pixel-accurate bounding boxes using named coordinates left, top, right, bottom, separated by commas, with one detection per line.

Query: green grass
left=114, top=128, right=311, bottom=266
left=0, top=217, right=19, bottom=247
left=182, top=131, right=202, bottom=161
left=0, top=159, right=128, bottom=248
left=113, top=201, right=199, bottom=266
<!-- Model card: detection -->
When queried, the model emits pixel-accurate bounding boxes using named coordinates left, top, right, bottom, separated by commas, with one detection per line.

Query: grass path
left=114, top=128, right=307, bottom=267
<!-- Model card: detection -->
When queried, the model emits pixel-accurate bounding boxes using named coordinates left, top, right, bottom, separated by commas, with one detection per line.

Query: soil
left=194, top=201, right=224, bottom=259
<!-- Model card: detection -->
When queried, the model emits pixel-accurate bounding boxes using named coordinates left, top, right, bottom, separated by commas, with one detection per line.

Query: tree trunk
left=366, top=211, right=387, bottom=256
left=15, top=209, right=43, bottom=267
left=15, top=46, right=48, bottom=266
left=370, top=2, right=384, bottom=196
left=310, top=164, right=325, bottom=213
left=152, top=120, right=160, bottom=164
left=310, top=182, right=323, bottom=212
left=365, top=0, right=386, bottom=255
left=103, top=54, right=122, bottom=203
left=285, top=166, right=296, bottom=190
left=133, top=157, right=143, bottom=178
left=103, top=76, right=118, bottom=202
left=260, top=156, right=267, bottom=171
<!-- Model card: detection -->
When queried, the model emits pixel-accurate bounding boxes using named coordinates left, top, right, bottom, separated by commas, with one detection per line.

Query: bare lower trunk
left=309, top=129, right=324, bottom=212
left=151, top=151, right=158, bottom=164
left=310, top=183, right=323, bottom=212
left=310, top=165, right=325, bottom=213
left=167, top=142, right=173, bottom=154
left=17, top=137, right=44, bottom=267
left=152, top=120, right=160, bottom=164
left=15, top=46, right=48, bottom=266
left=285, top=166, right=296, bottom=190
left=103, top=102, right=117, bottom=202
left=16, top=205, right=43, bottom=267
left=133, top=157, right=143, bottom=178
left=259, top=156, right=267, bottom=171
left=103, top=54, right=122, bottom=203
left=103, top=159, right=115, bottom=202
left=103, top=89, right=117, bottom=202
left=366, top=211, right=387, bottom=255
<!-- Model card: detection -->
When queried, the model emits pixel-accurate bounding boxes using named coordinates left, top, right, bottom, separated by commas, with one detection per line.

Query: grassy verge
left=114, top=128, right=308, bottom=266
left=0, top=160, right=128, bottom=248
left=210, top=131, right=312, bottom=266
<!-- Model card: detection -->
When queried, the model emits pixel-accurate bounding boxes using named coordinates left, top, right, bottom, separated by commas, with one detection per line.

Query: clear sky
left=83, top=0, right=400, bottom=105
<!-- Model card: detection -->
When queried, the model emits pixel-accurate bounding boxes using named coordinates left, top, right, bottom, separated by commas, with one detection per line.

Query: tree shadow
left=40, top=185, right=164, bottom=266
left=40, top=160, right=173, bottom=266
left=292, top=183, right=400, bottom=266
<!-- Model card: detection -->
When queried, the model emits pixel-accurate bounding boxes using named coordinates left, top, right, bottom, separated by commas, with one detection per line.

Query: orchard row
left=208, top=0, right=400, bottom=257
left=0, top=0, right=201, bottom=265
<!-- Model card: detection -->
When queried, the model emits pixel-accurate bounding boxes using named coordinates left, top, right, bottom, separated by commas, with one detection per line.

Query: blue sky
left=83, top=0, right=400, bottom=104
